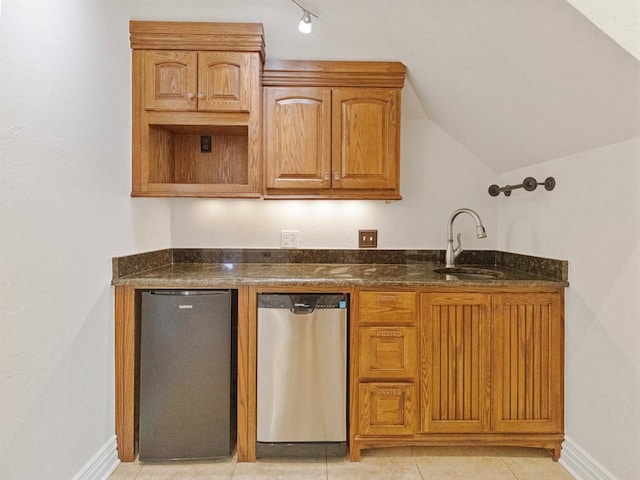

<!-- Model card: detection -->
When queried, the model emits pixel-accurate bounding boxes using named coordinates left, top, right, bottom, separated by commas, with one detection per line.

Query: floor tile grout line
left=502, top=456, right=522, bottom=480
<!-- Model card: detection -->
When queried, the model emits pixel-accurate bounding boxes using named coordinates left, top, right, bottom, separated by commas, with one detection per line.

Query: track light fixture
left=290, top=0, right=318, bottom=34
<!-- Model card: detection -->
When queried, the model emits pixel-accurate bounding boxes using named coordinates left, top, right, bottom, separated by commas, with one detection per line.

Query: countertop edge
left=112, top=249, right=569, bottom=286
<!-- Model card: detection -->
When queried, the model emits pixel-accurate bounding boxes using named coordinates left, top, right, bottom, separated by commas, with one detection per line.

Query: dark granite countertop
left=111, top=249, right=568, bottom=289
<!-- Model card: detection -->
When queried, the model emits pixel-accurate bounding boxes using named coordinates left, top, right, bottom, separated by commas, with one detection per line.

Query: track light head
left=298, top=10, right=312, bottom=34
left=290, top=0, right=317, bottom=34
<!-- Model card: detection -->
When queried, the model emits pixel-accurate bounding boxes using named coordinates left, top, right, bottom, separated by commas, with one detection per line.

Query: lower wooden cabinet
left=351, top=288, right=564, bottom=462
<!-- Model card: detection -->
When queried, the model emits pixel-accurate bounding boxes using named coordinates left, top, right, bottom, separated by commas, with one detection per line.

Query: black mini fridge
left=139, top=290, right=236, bottom=461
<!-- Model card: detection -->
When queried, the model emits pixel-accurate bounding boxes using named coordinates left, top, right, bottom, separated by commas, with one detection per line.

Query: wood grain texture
left=130, top=24, right=262, bottom=197
left=492, top=292, right=564, bottom=434
left=114, top=286, right=136, bottom=462
left=262, top=63, right=403, bottom=199
left=130, top=21, right=266, bottom=61
left=358, top=383, right=416, bottom=436
left=143, top=50, right=197, bottom=111
left=359, top=327, right=417, bottom=381
left=421, top=293, right=491, bottom=433
left=236, top=286, right=256, bottom=462
left=263, top=60, right=406, bottom=88
left=332, top=89, right=399, bottom=191
left=351, top=288, right=564, bottom=462
left=359, top=291, right=417, bottom=325
left=264, top=87, right=332, bottom=190
left=199, top=51, right=252, bottom=112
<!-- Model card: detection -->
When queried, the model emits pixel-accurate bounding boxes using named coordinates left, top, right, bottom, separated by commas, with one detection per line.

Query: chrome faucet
left=445, top=208, right=487, bottom=267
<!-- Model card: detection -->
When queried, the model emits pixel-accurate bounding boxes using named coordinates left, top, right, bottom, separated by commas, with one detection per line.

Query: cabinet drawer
left=358, top=383, right=416, bottom=436
left=359, top=327, right=417, bottom=380
left=359, top=292, right=416, bottom=325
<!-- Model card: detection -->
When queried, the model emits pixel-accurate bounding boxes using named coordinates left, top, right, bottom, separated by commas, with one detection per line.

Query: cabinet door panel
left=492, top=293, right=563, bottom=433
left=359, top=327, right=417, bottom=380
left=198, top=51, right=252, bottom=112
left=264, top=87, right=332, bottom=190
left=144, top=51, right=198, bottom=111
left=421, top=293, right=491, bottom=433
left=332, top=89, right=399, bottom=190
left=358, top=383, right=416, bottom=436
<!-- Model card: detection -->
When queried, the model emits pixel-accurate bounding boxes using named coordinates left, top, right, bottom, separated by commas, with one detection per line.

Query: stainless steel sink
left=433, top=266, right=505, bottom=280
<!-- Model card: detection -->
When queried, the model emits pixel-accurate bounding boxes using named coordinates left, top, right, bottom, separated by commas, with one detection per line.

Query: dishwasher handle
left=291, top=303, right=315, bottom=315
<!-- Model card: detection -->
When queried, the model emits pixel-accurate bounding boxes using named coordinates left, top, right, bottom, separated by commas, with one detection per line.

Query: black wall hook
left=488, top=177, right=556, bottom=197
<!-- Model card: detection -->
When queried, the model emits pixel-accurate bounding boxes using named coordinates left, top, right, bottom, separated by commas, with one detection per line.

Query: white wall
left=170, top=111, right=497, bottom=251
left=496, top=137, right=640, bottom=480
left=0, top=2, right=170, bottom=479
left=567, top=0, right=640, bottom=61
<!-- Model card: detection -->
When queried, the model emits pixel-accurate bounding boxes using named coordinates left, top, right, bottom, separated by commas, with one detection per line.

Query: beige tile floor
left=109, top=446, right=575, bottom=480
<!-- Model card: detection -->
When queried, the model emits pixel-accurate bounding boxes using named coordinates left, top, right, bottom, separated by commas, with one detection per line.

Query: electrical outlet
left=200, top=135, right=212, bottom=153
left=358, top=229, right=378, bottom=248
left=281, top=230, right=299, bottom=248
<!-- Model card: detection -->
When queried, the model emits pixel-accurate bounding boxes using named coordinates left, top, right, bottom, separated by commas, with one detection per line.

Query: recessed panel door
left=198, top=51, right=253, bottom=111
left=332, top=88, right=399, bottom=190
left=143, top=50, right=198, bottom=111
left=421, top=293, right=491, bottom=433
left=264, top=87, right=332, bottom=190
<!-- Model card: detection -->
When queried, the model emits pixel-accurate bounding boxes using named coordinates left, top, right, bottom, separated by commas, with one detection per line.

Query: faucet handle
left=454, top=232, right=463, bottom=258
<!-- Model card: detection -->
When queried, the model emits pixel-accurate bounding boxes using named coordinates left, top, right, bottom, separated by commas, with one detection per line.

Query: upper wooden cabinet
left=143, top=50, right=253, bottom=112
left=263, top=60, right=406, bottom=199
left=129, top=21, right=265, bottom=197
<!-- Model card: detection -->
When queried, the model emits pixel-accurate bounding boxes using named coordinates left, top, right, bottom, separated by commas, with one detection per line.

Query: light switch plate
left=359, top=229, right=377, bottom=248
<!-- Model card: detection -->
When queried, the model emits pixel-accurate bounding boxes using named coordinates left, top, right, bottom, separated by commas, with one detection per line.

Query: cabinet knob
left=334, top=172, right=341, bottom=180
left=324, top=173, right=330, bottom=181
left=187, top=93, right=195, bottom=99
left=197, top=93, right=205, bottom=99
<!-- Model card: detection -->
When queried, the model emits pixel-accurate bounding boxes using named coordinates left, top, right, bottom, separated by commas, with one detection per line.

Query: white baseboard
left=560, top=436, right=618, bottom=480
left=72, top=435, right=120, bottom=480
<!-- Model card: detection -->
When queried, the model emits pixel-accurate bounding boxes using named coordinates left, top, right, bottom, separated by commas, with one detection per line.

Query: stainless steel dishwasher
left=256, top=293, right=347, bottom=458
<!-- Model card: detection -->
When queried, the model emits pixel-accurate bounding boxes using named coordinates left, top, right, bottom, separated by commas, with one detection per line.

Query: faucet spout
left=445, top=208, right=487, bottom=267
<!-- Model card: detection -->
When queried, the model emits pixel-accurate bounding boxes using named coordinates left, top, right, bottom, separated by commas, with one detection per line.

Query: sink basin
left=433, top=266, right=505, bottom=280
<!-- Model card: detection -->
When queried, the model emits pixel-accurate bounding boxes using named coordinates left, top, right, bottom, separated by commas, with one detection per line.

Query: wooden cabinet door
left=332, top=88, right=399, bottom=190
left=197, top=51, right=253, bottom=112
left=359, top=327, right=417, bottom=380
left=264, top=87, right=332, bottom=190
left=143, top=51, right=198, bottom=111
left=492, top=293, right=564, bottom=434
left=421, top=293, right=491, bottom=433
left=358, top=383, right=416, bottom=436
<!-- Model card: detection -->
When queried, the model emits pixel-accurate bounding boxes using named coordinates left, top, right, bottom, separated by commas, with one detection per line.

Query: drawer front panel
left=359, top=291, right=416, bottom=325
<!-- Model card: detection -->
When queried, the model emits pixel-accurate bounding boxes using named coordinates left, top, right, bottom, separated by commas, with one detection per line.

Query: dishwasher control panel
left=258, top=294, right=347, bottom=310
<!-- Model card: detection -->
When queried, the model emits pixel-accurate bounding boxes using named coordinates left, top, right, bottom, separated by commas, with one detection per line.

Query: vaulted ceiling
left=131, top=0, right=640, bottom=173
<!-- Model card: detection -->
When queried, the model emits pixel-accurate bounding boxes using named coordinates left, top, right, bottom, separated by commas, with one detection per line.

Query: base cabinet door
left=420, top=293, right=492, bottom=433
left=358, top=383, right=416, bottom=436
left=492, top=293, right=564, bottom=433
